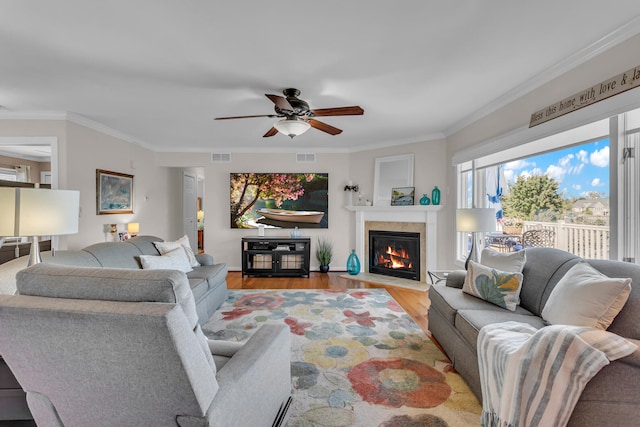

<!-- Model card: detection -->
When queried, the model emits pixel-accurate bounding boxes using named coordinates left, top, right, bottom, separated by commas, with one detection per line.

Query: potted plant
left=315, top=237, right=333, bottom=273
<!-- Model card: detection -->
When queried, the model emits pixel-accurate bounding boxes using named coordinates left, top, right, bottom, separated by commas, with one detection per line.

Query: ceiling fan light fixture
left=274, top=118, right=311, bottom=139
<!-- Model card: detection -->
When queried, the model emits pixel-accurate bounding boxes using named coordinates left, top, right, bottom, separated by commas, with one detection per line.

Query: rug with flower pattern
left=203, top=289, right=481, bottom=426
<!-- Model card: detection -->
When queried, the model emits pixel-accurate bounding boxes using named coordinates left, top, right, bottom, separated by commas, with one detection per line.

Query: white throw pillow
left=463, top=261, right=524, bottom=311
left=481, top=248, right=526, bottom=273
left=140, top=247, right=193, bottom=273
left=153, top=235, right=200, bottom=268
left=541, top=262, right=632, bottom=330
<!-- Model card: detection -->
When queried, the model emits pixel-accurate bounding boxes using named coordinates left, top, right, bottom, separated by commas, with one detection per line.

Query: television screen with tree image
left=230, top=173, right=328, bottom=229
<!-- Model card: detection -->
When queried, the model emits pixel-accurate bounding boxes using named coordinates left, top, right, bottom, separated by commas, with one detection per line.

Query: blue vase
left=346, top=250, right=360, bottom=275
left=431, top=186, right=441, bottom=205
left=419, top=194, right=431, bottom=205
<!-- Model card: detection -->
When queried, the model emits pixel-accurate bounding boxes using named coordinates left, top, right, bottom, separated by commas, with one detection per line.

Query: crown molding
left=0, top=110, right=156, bottom=151
left=445, top=15, right=640, bottom=137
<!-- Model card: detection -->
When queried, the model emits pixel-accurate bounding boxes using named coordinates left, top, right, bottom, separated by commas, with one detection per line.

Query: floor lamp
left=456, top=208, right=496, bottom=269
left=0, top=188, right=80, bottom=266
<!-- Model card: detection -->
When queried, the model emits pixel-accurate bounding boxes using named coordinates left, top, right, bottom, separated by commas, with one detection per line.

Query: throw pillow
left=153, top=235, right=200, bottom=268
left=481, top=248, right=526, bottom=273
left=463, top=260, right=524, bottom=311
left=541, top=262, right=632, bottom=330
left=139, top=247, right=193, bottom=273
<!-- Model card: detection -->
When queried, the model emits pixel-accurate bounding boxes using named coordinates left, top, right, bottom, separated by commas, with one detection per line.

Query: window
left=454, top=108, right=640, bottom=264
left=0, top=167, right=17, bottom=181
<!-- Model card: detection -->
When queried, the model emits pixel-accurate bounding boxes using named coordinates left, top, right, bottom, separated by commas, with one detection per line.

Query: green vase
left=419, top=194, right=431, bottom=205
left=431, top=186, right=441, bottom=205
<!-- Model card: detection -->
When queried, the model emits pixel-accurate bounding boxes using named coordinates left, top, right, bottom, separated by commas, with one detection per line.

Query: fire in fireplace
left=369, top=230, right=420, bottom=281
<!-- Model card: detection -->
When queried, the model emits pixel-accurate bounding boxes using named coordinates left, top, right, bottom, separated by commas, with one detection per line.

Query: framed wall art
left=96, top=169, right=134, bottom=215
left=373, top=154, right=414, bottom=206
left=391, top=186, right=415, bottom=206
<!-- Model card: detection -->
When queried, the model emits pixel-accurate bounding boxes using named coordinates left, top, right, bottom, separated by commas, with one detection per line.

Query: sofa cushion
left=481, top=248, right=526, bottom=272
left=455, top=309, right=546, bottom=353
left=429, top=284, right=533, bottom=325
left=154, top=235, right=200, bottom=268
left=519, top=248, right=580, bottom=316
left=189, top=278, right=210, bottom=301
left=126, top=235, right=163, bottom=256
left=140, top=248, right=193, bottom=273
left=463, top=261, right=524, bottom=311
left=187, top=263, right=228, bottom=289
left=542, top=262, right=632, bottom=330
left=82, top=242, right=144, bottom=269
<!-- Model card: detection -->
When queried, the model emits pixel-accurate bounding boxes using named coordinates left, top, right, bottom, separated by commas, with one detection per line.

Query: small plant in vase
left=315, top=237, right=333, bottom=273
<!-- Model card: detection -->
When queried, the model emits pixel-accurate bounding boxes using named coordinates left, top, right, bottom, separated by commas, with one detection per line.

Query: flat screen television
left=230, top=172, right=328, bottom=229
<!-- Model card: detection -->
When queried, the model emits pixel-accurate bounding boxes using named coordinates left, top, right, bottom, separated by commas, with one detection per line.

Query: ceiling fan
left=214, top=88, right=364, bottom=138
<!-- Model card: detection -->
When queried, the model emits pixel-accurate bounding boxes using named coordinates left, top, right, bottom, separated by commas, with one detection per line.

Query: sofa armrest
left=195, top=253, right=214, bottom=266
left=446, top=270, right=467, bottom=288
left=206, top=324, right=291, bottom=427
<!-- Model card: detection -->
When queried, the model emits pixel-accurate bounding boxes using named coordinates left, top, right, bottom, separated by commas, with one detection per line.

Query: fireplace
left=369, top=230, right=420, bottom=281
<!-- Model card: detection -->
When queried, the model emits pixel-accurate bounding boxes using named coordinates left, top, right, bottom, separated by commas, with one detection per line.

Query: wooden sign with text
left=529, top=65, right=640, bottom=127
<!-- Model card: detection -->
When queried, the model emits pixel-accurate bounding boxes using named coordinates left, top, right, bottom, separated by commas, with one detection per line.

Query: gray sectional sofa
left=42, top=235, right=228, bottom=325
left=428, top=247, right=640, bottom=427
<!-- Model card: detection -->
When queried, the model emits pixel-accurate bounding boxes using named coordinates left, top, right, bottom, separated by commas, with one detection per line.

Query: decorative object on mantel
left=0, top=188, right=80, bottom=266
left=315, top=237, right=333, bottom=273
left=391, top=187, right=415, bottom=206
left=344, top=181, right=359, bottom=207
left=419, top=194, right=431, bottom=205
left=456, top=208, right=497, bottom=269
left=346, top=249, right=361, bottom=275
left=431, top=186, right=441, bottom=206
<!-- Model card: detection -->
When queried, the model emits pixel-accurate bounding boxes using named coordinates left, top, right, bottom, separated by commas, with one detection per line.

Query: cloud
left=505, top=159, right=534, bottom=170
left=572, top=184, right=582, bottom=191
left=590, top=146, right=609, bottom=167
left=591, top=178, right=602, bottom=187
left=576, top=150, right=588, bottom=163
left=546, top=164, right=565, bottom=183
left=503, top=169, right=514, bottom=182
left=559, top=154, right=574, bottom=167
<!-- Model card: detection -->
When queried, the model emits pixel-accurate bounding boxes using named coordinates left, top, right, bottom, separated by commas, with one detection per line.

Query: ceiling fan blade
left=265, top=94, right=294, bottom=111
left=311, top=106, right=364, bottom=117
left=263, top=127, right=279, bottom=138
left=215, top=114, right=277, bottom=120
left=308, top=119, right=343, bottom=135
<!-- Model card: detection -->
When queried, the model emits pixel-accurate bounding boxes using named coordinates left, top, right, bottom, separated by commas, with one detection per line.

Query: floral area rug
left=203, top=289, right=481, bottom=427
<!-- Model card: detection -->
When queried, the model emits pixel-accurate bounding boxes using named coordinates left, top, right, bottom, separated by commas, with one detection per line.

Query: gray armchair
left=0, top=264, right=292, bottom=427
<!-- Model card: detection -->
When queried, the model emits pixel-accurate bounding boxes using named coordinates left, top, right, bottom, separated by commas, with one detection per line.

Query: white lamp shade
left=456, top=208, right=497, bottom=232
left=274, top=119, right=311, bottom=138
left=127, top=222, right=140, bottom=234
left=0, top=188, right=80, bottom=237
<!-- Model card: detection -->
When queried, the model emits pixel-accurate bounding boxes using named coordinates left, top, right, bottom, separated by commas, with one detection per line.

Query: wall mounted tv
left=230, top=173, right=328, bottom=229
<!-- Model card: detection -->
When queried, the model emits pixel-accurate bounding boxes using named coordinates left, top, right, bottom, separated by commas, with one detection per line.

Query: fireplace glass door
left=369, top=230, right=420, bottom=281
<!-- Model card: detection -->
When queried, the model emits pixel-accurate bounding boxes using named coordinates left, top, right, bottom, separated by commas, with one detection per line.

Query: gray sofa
left=0, top=263, right=291, bottom=426
left=42, top=235, right=228, bottom=325
left=428, top=247, right=640, bottom=427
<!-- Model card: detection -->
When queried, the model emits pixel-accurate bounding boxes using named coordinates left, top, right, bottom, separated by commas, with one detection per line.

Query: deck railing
left=522, top=221, right=610, bottom=259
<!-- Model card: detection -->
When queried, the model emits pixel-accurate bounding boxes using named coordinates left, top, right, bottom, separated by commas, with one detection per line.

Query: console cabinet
left=242, top=237, right=310, bottom=277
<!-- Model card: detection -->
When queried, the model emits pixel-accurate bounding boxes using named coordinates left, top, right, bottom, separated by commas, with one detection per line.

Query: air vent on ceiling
left=211, top=153, right=231, bottom=163
left=296, top=153, right=316, bottom=163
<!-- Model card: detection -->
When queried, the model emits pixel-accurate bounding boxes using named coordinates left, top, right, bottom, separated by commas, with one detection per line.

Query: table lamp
left=0, top=188, right=80, bottom=266
left=456, top=208, right=496, bottom=269
left=127, top=222, right=140, bottom=237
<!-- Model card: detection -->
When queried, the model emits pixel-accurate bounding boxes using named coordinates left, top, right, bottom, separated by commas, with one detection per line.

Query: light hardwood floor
left=226, top=271, right=432, bottom=337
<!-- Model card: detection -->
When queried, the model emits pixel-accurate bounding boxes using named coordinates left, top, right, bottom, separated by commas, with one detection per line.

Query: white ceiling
left=1, top=1, right=640, bottom=154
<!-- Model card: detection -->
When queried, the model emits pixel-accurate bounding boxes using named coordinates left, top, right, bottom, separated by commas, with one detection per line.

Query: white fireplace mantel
left=345, top=205, right=443, bottom=277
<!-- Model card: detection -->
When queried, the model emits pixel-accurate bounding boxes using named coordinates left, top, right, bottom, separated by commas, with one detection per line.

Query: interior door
left=182, top=172, right=197, bottom=252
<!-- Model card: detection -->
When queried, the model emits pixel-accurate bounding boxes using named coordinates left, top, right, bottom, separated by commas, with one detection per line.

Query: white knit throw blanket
left=477, top=321, right=637, bottom=427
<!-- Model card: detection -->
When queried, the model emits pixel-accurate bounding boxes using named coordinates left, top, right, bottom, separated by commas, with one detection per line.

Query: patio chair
left=515, top=229, right=555, bottom=250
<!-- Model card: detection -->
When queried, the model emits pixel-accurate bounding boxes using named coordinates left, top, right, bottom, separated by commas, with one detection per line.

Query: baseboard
left=272, top=395, right=292, bottom=427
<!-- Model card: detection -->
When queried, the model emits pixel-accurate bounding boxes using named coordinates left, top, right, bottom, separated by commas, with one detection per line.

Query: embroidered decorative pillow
left=139, top=247, right=193, bottom=273
left=542, top=262, right=632, bottom=330
left=153, top=235, right=200, bottom=268
left=463, top=261, right=524, bottom=311
left=481, top=248, right=526, bottom=273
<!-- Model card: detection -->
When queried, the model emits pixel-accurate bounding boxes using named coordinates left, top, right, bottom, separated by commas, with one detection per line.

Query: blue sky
left=502, top=139, right=610, bottom=199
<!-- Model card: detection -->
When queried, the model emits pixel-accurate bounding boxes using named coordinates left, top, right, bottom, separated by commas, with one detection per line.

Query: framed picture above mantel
left=96, top=169, right=134, bottom=215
